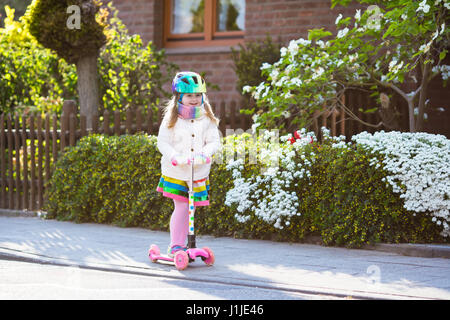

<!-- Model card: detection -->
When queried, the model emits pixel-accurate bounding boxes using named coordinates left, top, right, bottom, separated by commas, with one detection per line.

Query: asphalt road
left=1, top=216, right=449, bottom=300
left=0, top=259, right=349, bottom=300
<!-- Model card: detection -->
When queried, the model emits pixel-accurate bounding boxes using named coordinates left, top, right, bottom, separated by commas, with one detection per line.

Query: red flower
left=289, top=130, right=314, bottom=145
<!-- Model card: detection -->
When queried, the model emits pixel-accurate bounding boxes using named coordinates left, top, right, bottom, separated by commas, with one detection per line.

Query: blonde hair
left=162, top=93, right=220, bottom=129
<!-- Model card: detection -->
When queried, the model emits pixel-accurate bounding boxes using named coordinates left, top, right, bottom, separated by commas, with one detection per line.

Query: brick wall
left=109, top=0, right=162, bottom=47
left=244, top=0, right=361, bottom=43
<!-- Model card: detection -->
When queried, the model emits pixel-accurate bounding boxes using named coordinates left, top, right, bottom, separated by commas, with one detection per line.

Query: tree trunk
left=407, top=98, right=416, bottom=133
left=416, top=61, right=431, bottom=132
left=76, top=54, right=99, bottom=130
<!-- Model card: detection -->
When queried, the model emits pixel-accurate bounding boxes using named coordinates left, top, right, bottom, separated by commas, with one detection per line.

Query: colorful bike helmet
left=172, top=71, right=207, bottom=94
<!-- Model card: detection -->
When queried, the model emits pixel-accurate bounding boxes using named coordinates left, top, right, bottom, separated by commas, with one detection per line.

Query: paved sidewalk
left=0, top=216, right=449, bottom=300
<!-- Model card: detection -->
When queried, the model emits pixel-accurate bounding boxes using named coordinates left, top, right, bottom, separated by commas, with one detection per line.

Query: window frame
left=163, top=0, right=245, bottom=48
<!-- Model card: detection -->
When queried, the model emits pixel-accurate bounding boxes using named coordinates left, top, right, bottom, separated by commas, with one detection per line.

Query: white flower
left=432, top=65, right=450, bottom=80
left=297, top=38, right=311, bottom=46
left=388, top=59, right=404, bottom=74
left=312, top=67, right=325, bottom=79
left=282, top=110, right=291, bottom=118
left=269, top=68, right=279, bottom=81
left=337, top=28, right=349, bottom=38
left=419, top=41, right=432, bottom=53
left=290, top=77, right=302, bottom=86
left=348, top=53, right=359, bottom=63
left=335, top=13, right=343, bottom=25
left=417, top=0, right=430, bottom=13
left=355, top=9, right=361, bottom=21
left=242, top=85, right=252, bottom=93
left=260, top=62, right=272, bottom=70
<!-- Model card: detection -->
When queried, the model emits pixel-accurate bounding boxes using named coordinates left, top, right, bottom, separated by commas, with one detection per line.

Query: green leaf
left=308, top=28, right=333, bottom=41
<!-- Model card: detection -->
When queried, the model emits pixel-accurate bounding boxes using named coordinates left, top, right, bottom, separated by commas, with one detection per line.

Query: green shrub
left=44, top=134, right=173, bottom=228
left=0, top=6, right=75, bottom=114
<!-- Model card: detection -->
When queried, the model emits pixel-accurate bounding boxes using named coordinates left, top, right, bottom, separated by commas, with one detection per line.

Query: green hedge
left=44, top=133, right=446, bottom=247
left=44, top=134, right=172, bottom=228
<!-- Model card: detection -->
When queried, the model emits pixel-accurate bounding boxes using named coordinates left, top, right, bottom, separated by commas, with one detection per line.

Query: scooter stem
left=187, top=151, right=196, bottom=249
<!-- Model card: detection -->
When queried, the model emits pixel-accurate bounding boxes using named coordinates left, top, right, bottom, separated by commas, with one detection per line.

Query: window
left=164, top=0, right=245, bottom=48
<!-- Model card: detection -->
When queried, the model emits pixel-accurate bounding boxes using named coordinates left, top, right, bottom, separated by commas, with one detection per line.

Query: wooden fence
left=0, top=98, right=355, bottom=211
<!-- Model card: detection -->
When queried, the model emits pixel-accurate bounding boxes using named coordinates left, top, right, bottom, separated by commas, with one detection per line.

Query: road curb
left=0, top=209, right=46, bottom=218
left=362, top=243, right=450, bottom=259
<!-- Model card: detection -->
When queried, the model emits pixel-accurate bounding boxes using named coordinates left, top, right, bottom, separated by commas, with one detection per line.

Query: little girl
left=156, top=71, right=221, bottom=257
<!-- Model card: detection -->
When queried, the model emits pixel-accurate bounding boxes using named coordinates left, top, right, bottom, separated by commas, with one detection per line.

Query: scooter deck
left=150, top=253, right=174, bottom=263
left=149, top=245, right=215, bottom=270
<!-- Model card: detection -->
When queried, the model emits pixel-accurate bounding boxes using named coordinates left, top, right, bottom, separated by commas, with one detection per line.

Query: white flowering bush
left=225, top=129, right=316, bottom=229
left=353, top=131, right=450, bottom=236
left=219, top=128, right=448, bottom=247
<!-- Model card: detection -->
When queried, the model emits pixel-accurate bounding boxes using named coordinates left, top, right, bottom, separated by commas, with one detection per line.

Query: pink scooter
left=149, top=155, right=215, bottom=270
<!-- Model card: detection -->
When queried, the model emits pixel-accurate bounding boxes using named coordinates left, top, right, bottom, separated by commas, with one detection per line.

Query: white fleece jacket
left=156, top=114, right=222, bottom=181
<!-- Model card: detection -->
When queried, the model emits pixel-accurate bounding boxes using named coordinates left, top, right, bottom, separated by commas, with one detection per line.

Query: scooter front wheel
left=149, top=244, right=160, bottom=263
left=174, top=250, right=189, bottom=270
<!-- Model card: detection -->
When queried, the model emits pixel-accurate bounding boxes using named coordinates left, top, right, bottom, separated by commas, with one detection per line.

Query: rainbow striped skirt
left=156, top=175, right=210, bottom=206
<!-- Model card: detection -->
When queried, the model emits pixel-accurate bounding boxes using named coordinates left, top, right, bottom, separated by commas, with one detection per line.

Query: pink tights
left=170, top=199, right=190, bottom=248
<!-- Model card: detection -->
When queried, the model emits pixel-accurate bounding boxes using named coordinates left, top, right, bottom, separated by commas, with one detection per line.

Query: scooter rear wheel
left=201, top=247, right=215, bottom=266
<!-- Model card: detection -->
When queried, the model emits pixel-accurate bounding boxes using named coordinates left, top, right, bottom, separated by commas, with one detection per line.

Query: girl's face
left=181, top=93, right=202, bottom=107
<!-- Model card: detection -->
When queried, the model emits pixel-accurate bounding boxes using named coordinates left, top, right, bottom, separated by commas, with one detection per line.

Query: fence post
left=0, top=114, right=4, bottom=208
left=126, top=108, right=133, bottom=134
left=37, top=114, right=43, bottom=209
left=61, top=100, right=77, bottom=152
left=14, top=113, right=21, bottom=209
left=219, top=101, right=226, bottom=136
left=44, top=113, right=50, bottom=205
left=146, top=106, right=154, bottom=134
left=22, top=114, right=29, bottom=210
left=29, top=114, right=35, bottom=210
left=136, top=107, right=143, bottom=133
left=6, top=114, right=13, bottom=209
left=114, top=110, right=120, bottom=135
left=331, top=109, right=337, bottom=136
